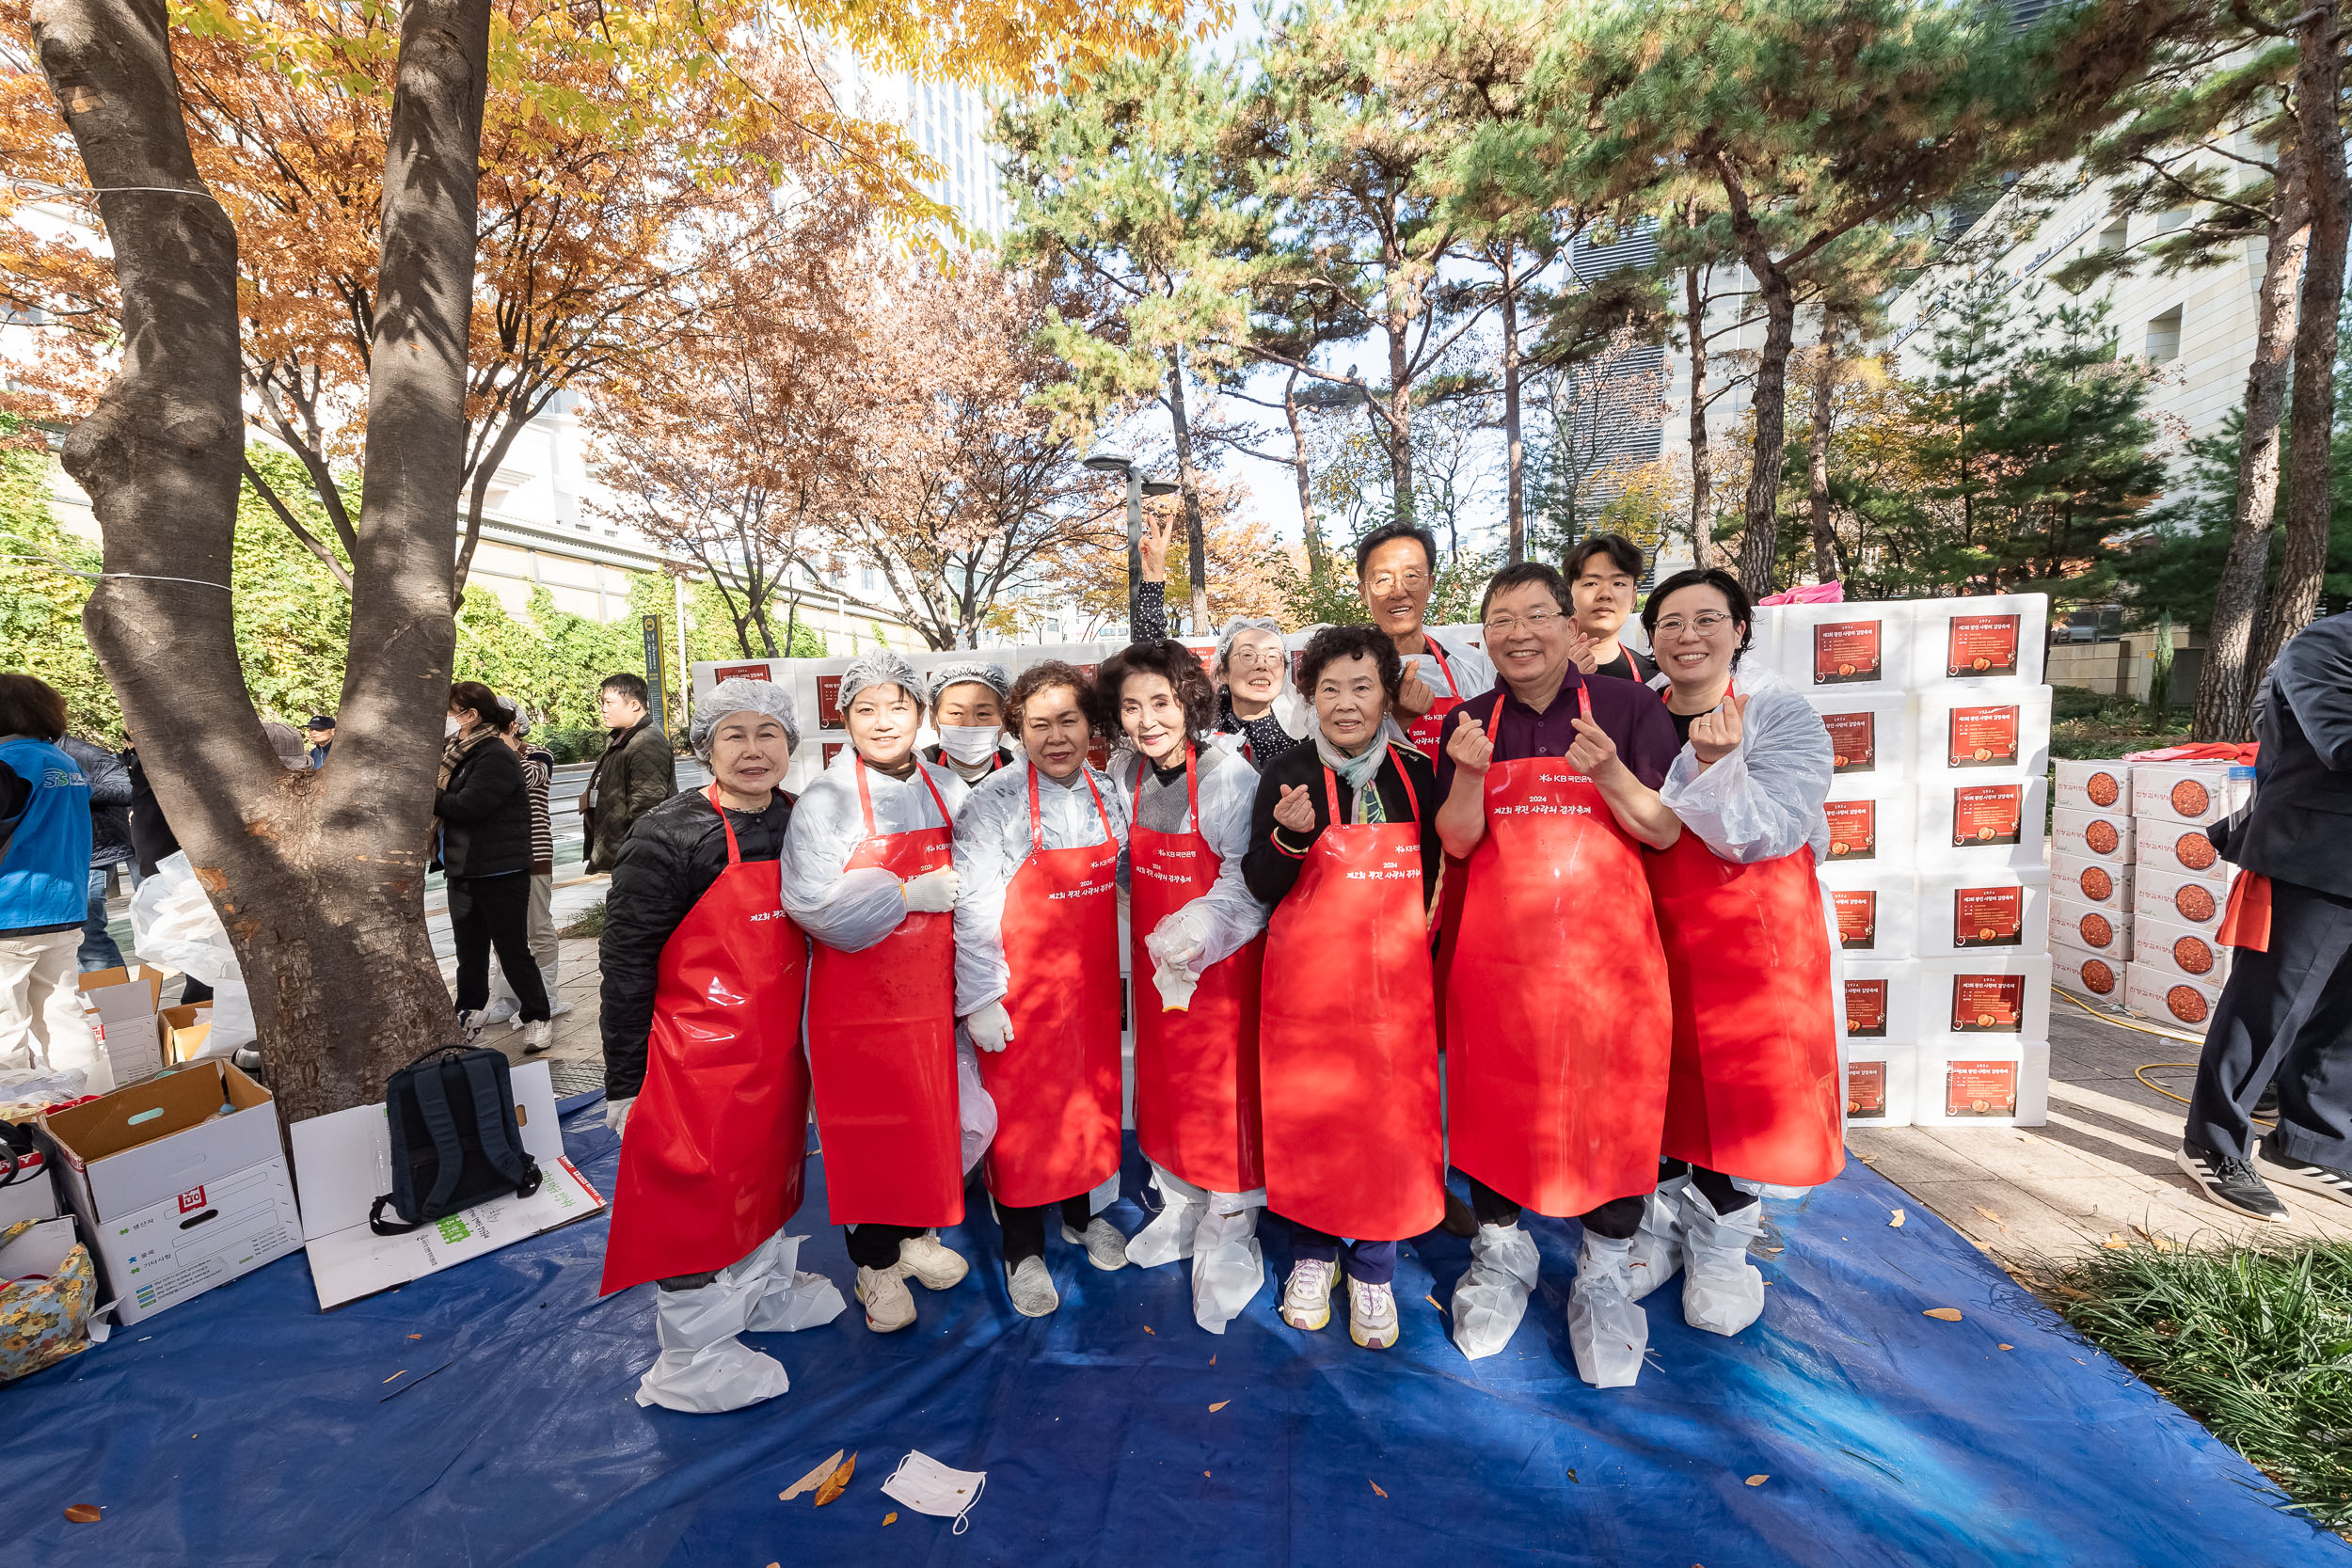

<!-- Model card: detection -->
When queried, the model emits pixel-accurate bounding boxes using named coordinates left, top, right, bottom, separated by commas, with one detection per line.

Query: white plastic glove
left=605, top=1095, right=635, bottom=1136
left=1143, top=908, right=1211, bottom=976
left=964, top=999, right=1015, bottom=1053
left=901, top=866, right=961, bottom=913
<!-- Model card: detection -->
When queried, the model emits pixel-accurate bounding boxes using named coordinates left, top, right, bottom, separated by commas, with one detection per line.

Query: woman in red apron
left=1242, top=626, right=1443, bottom=1351
left=599, top=679, right=847, bottom=1413
left=951, top=661, right=1133, bottom=1318
left=780, top=652, right=973, bottom=1335
left=1639, top=569, right=1842, bottom=1341
left=1096, top=639, right=1272, bottom=1335
left=1434, top=562, right=1684, bottom=1388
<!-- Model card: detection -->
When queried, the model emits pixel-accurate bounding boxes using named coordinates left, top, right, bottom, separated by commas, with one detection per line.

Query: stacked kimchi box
left=1764, top=594, right=2053, bottom=1129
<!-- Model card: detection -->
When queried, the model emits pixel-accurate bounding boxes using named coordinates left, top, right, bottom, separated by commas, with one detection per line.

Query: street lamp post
left=1083, top=449, right=1180, bottom=635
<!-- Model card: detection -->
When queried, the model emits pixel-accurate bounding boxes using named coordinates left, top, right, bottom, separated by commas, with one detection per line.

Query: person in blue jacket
left=0, top=674, right=103, bottom=1088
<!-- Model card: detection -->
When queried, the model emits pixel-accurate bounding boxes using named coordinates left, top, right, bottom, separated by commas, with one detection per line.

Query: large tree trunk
left=1383, top=260, right=1415, bottom=523
left=1685, top=264, right=1714, bottom=569
left=1500, top=244, right=1527, bottom=565
left=2193, top=155, right=2308, bottom=740
left=1166, top=352, right=1210, bottom=633
left=1807, top=315, right=1839, bottom=583
left=2254, top=8, right=2349, bottom=682
left=37, top=0, right=495, bottom=1125
left=1282, top=372, right=1327, bottom=588
left=1731, top=248, right=1796, bottom=596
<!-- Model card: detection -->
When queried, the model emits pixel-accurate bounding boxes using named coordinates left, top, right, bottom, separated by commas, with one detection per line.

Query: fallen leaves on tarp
left=1426, top=1294, right=1446, bottom=1314
left=1745, top=1475, right=1768, bottom=1486
left=382, top=1370, right=405, bottom=1384
left=783, top=1449, right=846, bottom=1501
left=1369, top=1481, right=1388, bottom=1497
left=882, top=1513, right=898, bottom=1526
left=1923, top=1307, right=1963, bottom=1322
left=814, top=1452, right=856, bottom=1507
left=1566, top=1468, right=1579, bottom=1484
left=1208, top=1401, right=1229, bottom=1412
left=405, top=1333, right=422, bottom=1340
left=64, top=1504, right=101, bottom=1524
left=1887, top=1210, right=1905, bottom=1227
left=1998, top=1343, right=2014, bottom=1351
left=1143, top=1325, right=1155, bottom=1335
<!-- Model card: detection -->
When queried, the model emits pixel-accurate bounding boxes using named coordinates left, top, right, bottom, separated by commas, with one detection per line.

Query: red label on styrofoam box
left=1950, top=784, right=2024, bottom=847
left=816, top=675, right=845, bottom=729
left=1954, top=885, right=2024, bottom=947
left=1951, top=974, right=2026, bottom=1033
left=712, top=663, right=772, bottom=684
left=1845, top=979, right=1888, bottom=1037
left=1820, top=712, right=1877, bottom=773
left=1847, top=1060, right=1887, bottom=1118
left=1947, top=705, right=2020, bottom=768
left=1833, top=889, right=1878, bottom=949
left=1824, top=800, right=1878, bottom=860
left=1945, top=1060, right=2019, bottom=1117
left=1813, top=621, right=1883, bottom=685
left=821, top=741, right=843, bottom=767
left=1947, top=614, right=2021, bottom=678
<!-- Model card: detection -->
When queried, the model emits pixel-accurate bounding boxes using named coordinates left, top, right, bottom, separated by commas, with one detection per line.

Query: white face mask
left=880, top=1450, right=986, bottom=1533
left=937, top=725, right=1001, bottom=766
left=444, top=717, right=462, bottom=737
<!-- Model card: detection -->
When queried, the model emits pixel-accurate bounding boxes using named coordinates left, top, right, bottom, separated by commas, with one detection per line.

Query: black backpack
left=369, top=1046, right=543, bottom=1235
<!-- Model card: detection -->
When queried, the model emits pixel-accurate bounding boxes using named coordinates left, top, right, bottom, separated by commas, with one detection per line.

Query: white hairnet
left=1214, top=619, right=1290, bottom=687
left=690, top=677, right=801, bottom=760
left=928, top=659, right=1011, bottom=705
left=837, top=650, right=924, bottom=714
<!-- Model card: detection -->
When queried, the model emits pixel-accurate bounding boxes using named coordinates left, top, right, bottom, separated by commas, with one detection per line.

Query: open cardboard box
left=290, top=1059, right=605, bottom=1311
left=78, top=964, right=169, bottom=1089
left=159, top=1002, right=215, bottom=1066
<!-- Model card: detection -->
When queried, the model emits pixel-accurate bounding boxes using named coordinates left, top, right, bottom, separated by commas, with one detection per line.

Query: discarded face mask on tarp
left=881, top=1449, right=987, bottom=1533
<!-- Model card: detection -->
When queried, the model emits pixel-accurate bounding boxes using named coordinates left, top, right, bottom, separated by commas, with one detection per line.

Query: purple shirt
left=1435, top=667, right=1679, bottom=800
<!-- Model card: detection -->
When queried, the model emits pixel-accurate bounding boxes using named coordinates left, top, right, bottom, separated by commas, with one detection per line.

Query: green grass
left=2049, top=684, right=2190, bottom=760
left=2043, top=1239, right=2352, bottom=1528
left=559, top=901, right=607, bottom=939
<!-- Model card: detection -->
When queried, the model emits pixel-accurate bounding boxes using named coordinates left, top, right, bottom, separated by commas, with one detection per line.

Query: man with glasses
left=1356, top=522, right=1495, bottom=764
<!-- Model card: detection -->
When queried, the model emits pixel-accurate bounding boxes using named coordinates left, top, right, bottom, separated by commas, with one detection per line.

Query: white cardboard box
left=1910, top=594, right=2050, bottom=689
left=2054, top=757, right=2132, bottom=815
left=2052, top=853, right=2133, bottom=911
left=39, top=1061, right=305, bottom=1325
left=1843, top=1045, right=1917, bottom=1129
left=1917, top=688, right=2053, bottom=777
left=1915, top=1041, right=2051, bottom=1128
left=77, top=964, right=169, bottom=1092
left=290, top=1059, right=606, bottom=1311
left=2136, top=820, right=2234, bottom=884
left=2126, top=962, right=2221, bottom=1032
left=1804, top=691, right=1916, bottom=781
left=2133, top=910, right=2234, bottom=989
left=1917, top=954, right=2055, bottom=1043
left=1821, top=870, right=1920, bottom=960
left=1917, top=776, right=2048, bottom=871
left=2130, top=761, right=2254, bottom=828
left=1919, top=870, right=2052, bottom=956
left=2049, top=895, right=2130, bottom=958
left=2052, top=804, right=2136, bottom=865
left=2135, top=865, right=2226, bottom=933
left=2053, top=942, right=2128, bottom=1003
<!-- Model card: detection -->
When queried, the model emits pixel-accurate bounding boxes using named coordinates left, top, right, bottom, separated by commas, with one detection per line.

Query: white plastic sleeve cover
left=950, top=760, right=1128, bottom=1017
left=1656, top=673, right=1835, bottom=865
left=779, top=752, right=971, bottom=954
left=1187, top=753, right=1271, bottom=969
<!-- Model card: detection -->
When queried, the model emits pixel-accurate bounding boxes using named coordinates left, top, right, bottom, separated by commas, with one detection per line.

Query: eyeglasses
left=1229, top=649, right=1285, bottom=670
left=1365, top=571, right=1429, bottom=594
left=1653, top=612, right=1737, bottom=637
left=1481, top=609, right=1565, bottom=638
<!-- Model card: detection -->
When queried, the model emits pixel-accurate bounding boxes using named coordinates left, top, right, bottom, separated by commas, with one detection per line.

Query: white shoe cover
left=1565, top=1233, right=1648, bottom=1389
left=1627, top=1176, right=1688, bottom=1303
left=634, top=1277, right=791, bottom=1413
left=1679, top=1185, right=1766, bottom=1338
left=736, top=1233, right=848, bottom=1334
left=1450, top=1222, right=1540, bottom=1361
left=1188, top=1202, right=1264, bottom=1335
left=1125, top=1165, right=1206, bottom=1268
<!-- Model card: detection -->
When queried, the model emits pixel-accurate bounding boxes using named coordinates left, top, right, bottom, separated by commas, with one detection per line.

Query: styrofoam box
left=1841, top=959, right=1920, bottom=1047
left=2134, top=864, right=2225, bottom=933
left=2052, top=853, right=2133, bottom=911
left=1915, top=1040, right=2051, bottom=1128
left=1909, top=593, right=2049, bottom=689
left=2049, top=895, right=2130, bottom=958
left=2052, top=804, right=2136, bottom=865
left=2125, top=962, right=2221, bottom=1033
left=2130, top=761, right=2254, bottom=828
left=1916, top=687, right=2052, bottom=777
left=1747, top=605, right=1785, bottom=681
left=2054, top=757, right=2132, bottom=815
left=1917, top=953, right=2054, bottom=1041
left=1919, top=869, right=2052, bottom=956
left=2135, top=819, right=2234, bottom=884
left=2133, top=910, right=2234, bottom=989
left=1820, top=868, right=1920, bottom=960
left=2052, top=942, right=2128, bottom=1002
left=1917, top=776, right=2048, bottom=871
left=1819, top=780, right=1915, bottom=869
left=1803, top=691, right=1916, bottom=781
left=1777, top=601, right=1914, bottom=696
left=1843, top=1045, right=1917, bottom=1129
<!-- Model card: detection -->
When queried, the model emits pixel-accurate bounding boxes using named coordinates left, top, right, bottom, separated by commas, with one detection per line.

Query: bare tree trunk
left=2194, top=156, right=2308, bottom=740
left=2254, top=9, right=2348, bottom=682
left=1807, top=315, right=1840, bottom=583
left=1385, top=309, right=1415, bottom=525
left=1732, top=253, right=1795, bottom=597
left=37, top=0, right=494, bottom=1124
left=1283, top=372, right=1327, bottom=589
left=1167, top=352, right=1210, bottom=632
left=1685, top=264, right=1714, bottom=569
left=1500, top=243, right=1527, bottom=565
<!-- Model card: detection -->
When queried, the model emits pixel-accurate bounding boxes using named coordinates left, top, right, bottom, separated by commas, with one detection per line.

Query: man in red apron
left=780, top=653, right=975, bottom=1335
left=1435, top=562, right=1683, bottom=1387
left=952, top=661, right=1133, bottom=1317
left=1098, top=640, right=1274, bottom=1334
left=1639, top=570, right=1842, bottom=1343
left=599, top=679, right=846, bottom=1413
left=1244, top=626, right=1444, bottom=1351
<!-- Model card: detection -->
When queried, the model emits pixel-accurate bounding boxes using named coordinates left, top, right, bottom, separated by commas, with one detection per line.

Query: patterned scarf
left=1313, top=731, right=1388, bottom=825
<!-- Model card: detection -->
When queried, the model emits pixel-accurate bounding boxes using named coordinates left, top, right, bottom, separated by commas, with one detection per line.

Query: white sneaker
left=520, top=1019, right=553, bottom=1053
left=1451, top=1222, right=1540, bottom=1361
left=898, top=1230, right=969, bottom=1291
left=1005, top=1256, right=1060, bottom=1317
left=1347, top=1275, right=1399, bottom=1350
left=1679, top=1186, right=1766, bottom=1337
left=1565, top=1233, right=1648, bottom=1388
left=1061, top=1216, right=1131, bottom=1272
left=1279, top=1257, right=1338, bottom=1331
left=854, top=1265, right=916, bottom=1332
left=1627, top=1175, right=1688, bottom=1302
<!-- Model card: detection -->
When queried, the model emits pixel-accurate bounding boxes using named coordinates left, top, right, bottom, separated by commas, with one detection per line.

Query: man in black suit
left=2181, top=610, right=2352, bottom=1219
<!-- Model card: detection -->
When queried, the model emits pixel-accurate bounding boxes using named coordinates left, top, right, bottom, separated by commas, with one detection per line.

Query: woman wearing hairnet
left=1207, top=619, right=1310, bottom=768
left=1099, top=640, right=1273, bottom=1334
left=952, top=660, right=1131, bottom=1316
left=924, top=661, right=1020, bottom=784
left=781, top=651, right=974, bottom=1333
left=597, top=678, right=846, bottom=1413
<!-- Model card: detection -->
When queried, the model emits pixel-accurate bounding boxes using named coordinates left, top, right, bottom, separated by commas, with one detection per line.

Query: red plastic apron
left=1404, top=636, right=1467, bottom=765
left=804, top=758, right=963, bottom=1227
left=1260, top=753, right=1444, bottom=1241
left=1128, top=746, right=1266, bottom=1193
left=979, top=767, right=1123, bottom=1208
left=1645, top=684, right=1844, bottom=1187
left=1445, top=682, right=1672, bottom=1215
left=601, top=787, right=811, bottom=1296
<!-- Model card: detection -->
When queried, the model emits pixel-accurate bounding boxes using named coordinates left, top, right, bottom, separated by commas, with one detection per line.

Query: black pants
left=1465, top=1177, right=1647, bottom=1241
left=1282, top=1217, right=1397, bottom=1285
left=449, top=873, right=548, bottom=1022
left=845, top=1222, right=924, bottom=1271
left=999, top=1195, right=1094, bottom=1263
left=2186, top=878, right=2352, bottom=1166
left=1659, top=1157, right=1758, bottom=1215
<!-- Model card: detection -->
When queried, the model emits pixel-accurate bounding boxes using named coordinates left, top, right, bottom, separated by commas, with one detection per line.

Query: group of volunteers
left=591, top=519, right=1844, bottom=1415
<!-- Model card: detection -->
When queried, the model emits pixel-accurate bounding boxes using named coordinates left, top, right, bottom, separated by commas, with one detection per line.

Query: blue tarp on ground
left=7, top=1097, right=2343, bottom=1568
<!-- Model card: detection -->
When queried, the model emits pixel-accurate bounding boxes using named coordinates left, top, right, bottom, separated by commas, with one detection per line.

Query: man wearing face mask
left=1566, top=534, right=1660, bottom=685
left=923, top=662, right=1020, bottom=783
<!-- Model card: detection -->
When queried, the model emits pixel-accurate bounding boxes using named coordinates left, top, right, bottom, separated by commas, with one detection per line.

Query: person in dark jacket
left=2182, top=610, right=2352, bottom=1219
left=1565, top=533, right=1661, bottom=685
left=58, top=736, right=133, bottom=971
left=304, top=716, right=335, bottom=768
left=580, top=673, right=676, bottom=874
left=438, top=681, right=550, bottom=1047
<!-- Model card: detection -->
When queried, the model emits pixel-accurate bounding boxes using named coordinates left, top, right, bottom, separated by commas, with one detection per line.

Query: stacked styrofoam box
left=1768, top=594, right=2054, bottom=1128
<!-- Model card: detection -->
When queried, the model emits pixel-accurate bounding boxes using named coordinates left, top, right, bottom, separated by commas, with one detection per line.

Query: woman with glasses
left=1434, top=562, right=1683, bottom=1386
left=1635, top=568, right=1840, bottom=1342
left=1208, top=619, right=1310, bottom=767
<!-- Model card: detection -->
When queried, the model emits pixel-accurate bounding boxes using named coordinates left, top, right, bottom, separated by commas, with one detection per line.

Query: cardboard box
left=158, top=1003, right=215, bottom=1066
left=2052, top=805, right=2135, bottom=864
left=2054, top=757, right=2131, bottom=814
left=2050, top=895, right=2130, bottom=957
left=2125, top=962, right=2221, bottom=1032
left=2134, top=911, right=2233, bottom=989
left=2134, top=865, right=2225, bottom=933
left=1917, top=954, right=2054, bottom=1041
left=291, top=1059, right=606, bottom=1311
left=2136, top=820, right=2233, bottom=884
left=78, top=964, right=168, bottom=1089
left=1917, top=776, right=2048, bottom=871
left=1915, top=1041, right=2051, bottom=1128
left=2052, top=942, right=2126, bottom=1002
left=2130, top=761, right=2253, bottom=828
left=1918, top=870, right=2052, bottom=955
left=39, top=1061, right=304, bottom=1325
left=2052, top=853, right=2133, bottom=911
left=1843, top=1046, right=1917, bottom=1129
